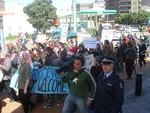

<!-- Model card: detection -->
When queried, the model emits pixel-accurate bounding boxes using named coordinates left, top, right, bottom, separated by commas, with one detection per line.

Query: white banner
left=60, top=24, right=68, bottom=43
left=36, top=35, right=46, bottom=43
left=83, top=37, right=97, bottom=49
left=84, top=54, right=95, bottom=72
left=77, top=33, right=91, bottom=46
left=101, top=30, right=114, bottom=42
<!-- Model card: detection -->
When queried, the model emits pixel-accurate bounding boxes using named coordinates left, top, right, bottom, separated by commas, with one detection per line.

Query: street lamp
left=0, top=16, right=5, bottom=50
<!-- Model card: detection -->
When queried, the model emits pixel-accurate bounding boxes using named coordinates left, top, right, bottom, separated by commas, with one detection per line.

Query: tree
left=114, top=10, right=150, bottom=26
left=23, top=0, right=57, bottom=33
left=137, top=10, right=150, bottom=26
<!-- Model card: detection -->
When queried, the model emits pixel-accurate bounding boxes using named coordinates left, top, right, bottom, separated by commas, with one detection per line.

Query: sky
left=5, top=0, right=94, bottom=9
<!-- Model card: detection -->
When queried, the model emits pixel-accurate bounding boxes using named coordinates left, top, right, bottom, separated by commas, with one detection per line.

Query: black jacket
left=94, top=71, right=124, bottom=113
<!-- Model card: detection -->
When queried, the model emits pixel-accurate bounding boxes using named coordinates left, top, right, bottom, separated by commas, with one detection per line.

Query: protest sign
left=83, top=37, right=97, bottom=49
left=0, top=68, right=3, bottom=82
left=60, top=24, right=68, bottom=43
left=77, top=33, right=91, bottom=46
left=9, top=70, right=19, bottom=90
left=9, top=67, right=70, bottom=94
left=31, top=78, right=69, bottom=94
left=30, top=67, right=69, bottom=94
left=84, top=54, right=95, bottom=72
left=101, top=30, right=114, bottom=43
left=36, top=35, right=46, bottom=43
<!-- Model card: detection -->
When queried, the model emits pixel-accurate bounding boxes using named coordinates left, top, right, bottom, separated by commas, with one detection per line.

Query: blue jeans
left=62, top=92, right=88, bottom=113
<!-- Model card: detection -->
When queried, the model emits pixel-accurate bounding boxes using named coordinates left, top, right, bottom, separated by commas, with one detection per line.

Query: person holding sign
left=18, top=51, right=34, bottom=113
left=60, top=56, right=96, bottom=113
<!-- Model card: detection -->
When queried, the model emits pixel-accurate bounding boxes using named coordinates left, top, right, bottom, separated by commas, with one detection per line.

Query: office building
left=76, top=0, right=105, bottom=11
left=76, top=3, right=93, bottom=11
left=0, top=0, right=5, bottom=11
left=143, top=0, right=150, bottom=7
left=105, top=0, right=142, bottom=13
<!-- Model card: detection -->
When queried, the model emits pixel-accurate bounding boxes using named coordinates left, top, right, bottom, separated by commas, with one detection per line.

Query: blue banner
left=9, top=70, right=19, bottom=90
left=10, top=67, right=70, bottom=94
left=30, top=67, right=69, bottom=94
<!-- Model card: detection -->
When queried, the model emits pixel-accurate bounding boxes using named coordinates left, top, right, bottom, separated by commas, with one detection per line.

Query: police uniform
left=94, top=56, right=124, bottom=113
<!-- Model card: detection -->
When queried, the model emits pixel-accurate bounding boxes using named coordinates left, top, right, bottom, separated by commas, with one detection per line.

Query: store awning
left=59, top=9, right=117, bottom=18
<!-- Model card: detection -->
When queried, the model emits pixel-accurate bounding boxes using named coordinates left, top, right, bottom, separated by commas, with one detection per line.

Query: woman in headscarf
left=18, top=51, right=34, bottom=113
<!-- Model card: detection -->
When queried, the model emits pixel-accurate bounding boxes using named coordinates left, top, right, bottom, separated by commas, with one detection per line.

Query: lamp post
left=72, top=0, right=77, bottom=33
left=0, top=16, right=5, bottom=50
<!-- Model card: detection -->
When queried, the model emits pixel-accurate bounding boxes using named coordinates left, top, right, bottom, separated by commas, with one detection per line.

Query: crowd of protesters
left=0, top=31, right=149, bottom=113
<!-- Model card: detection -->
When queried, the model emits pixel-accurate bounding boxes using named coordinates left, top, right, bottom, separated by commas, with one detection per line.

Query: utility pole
left=72, top=0, right=77, bottom=33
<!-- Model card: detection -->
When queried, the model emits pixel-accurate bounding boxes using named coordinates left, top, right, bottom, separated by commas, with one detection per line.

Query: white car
left=125, top=27, right=140, bottom=32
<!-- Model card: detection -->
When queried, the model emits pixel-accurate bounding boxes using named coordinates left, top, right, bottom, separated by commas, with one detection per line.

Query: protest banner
left=9, top=70, right=19, bottom=90
left=36, top=35, right=46, bottom=43
left=31, top=67, right=69, bottom=94
left=83, top=37, right=97, bottom=49
left=101, top=30, right=114, bottom=43
left=9, top=67, right=70, bottom=94
left=84, top=54, right=95, bottom=72
left=60, top=24, right=68, bottom=43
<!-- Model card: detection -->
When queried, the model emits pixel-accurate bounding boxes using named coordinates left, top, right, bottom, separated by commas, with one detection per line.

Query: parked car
left=125, top=27, right=140, bottom=32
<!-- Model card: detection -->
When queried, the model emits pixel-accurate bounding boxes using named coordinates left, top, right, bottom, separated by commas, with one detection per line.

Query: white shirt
left=104, top=71, right=113, bottom=78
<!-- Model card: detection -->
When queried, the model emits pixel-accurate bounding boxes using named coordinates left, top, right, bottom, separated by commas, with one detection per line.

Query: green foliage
left=142, top=28, right=147, bottom=32
left=6, top=35, right=18, bottom=40
left=115, top=10, right=150, bottom=26
left=27, top=34, right=32, bottom=39
left=23, top=0, right=57, bottom=33
left=6, top=34, right=32, bottom=40
left=46, top=33, right=52, bottom=37
left=87, top=28, right=97, bottom=36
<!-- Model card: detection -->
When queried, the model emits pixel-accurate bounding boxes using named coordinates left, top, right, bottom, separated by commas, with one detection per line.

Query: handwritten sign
left=10, top=67, right=70, bottom=94
left=60, top=24, right=68, bottom=43
left=36, top=35, right=46, bottom=43
left=31, top=67, right=69, bottom=94
left=77, top=33, right=91, bottom=45
left=101, top=30, right=114, bottom=43
left=31, top=78, right=69, bottom=94
left=83, top=37, right=97, bottom=49
left=84, top=54, right=95, bottom=72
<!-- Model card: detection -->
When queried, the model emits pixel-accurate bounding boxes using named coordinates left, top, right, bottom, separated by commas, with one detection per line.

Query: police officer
left=94, top=56, right=124, bottom=113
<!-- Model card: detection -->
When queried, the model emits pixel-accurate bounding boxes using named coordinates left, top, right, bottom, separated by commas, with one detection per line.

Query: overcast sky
left=5, top=0, right=94, bottom=9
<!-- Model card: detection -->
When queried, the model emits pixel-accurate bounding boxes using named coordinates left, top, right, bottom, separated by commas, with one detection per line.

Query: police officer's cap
left=101, top=56, right=115, bottom=65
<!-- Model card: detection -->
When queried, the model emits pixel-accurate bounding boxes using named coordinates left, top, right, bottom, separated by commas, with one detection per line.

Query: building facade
left=3, top=3, right=35, bottom=37
left=143, top=0, right=150, bottom=7
left=0, top=0, right=5, bottom=11
left=76, top=3, right=93, bottom=11
left=105, top=0, right=119, bottom=11
left=93, top=0, right=105, bottom=10
left=76, top=0, right=105, bottom=11
left=105, top=0, right=142, bottom=13
left=119, top=0, right=131, bottom=13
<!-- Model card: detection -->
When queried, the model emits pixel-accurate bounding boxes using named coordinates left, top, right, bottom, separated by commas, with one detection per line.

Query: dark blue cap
left=101, top=56, right=115, bottom=65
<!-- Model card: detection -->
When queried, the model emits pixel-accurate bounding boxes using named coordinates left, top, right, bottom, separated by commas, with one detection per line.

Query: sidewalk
left=123, top=77, right=150, bottom=113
